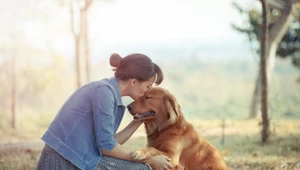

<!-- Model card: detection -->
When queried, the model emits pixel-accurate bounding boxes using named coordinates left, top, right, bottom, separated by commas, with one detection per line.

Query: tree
left=0, top=56, right=11, bottom=128
left=260, top=0, right=270, bottom=143
left=70, top=1, right=82, bottom=88
left=81, top=0, right=93, bottom=83
left=232, top=0, right=299, bottom=119
left=10, top=48, right=16, bottom=129
left=69, top=0, right=93, bottom=88
left=0, top=0, right=68, bottom=129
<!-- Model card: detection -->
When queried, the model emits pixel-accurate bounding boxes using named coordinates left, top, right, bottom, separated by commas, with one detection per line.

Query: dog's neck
left=145, top=114, right=186, bottom=141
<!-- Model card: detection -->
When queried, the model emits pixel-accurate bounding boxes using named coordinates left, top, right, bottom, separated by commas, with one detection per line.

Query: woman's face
left=129, top=76, right=156, bottom=100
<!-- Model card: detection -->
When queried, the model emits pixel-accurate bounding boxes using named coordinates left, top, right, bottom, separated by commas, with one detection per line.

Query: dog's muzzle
left=133, top=111, right=156, bottom=120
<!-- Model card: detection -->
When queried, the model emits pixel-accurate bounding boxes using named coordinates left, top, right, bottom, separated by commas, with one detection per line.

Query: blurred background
left=0, top=0, right=300, bottom=169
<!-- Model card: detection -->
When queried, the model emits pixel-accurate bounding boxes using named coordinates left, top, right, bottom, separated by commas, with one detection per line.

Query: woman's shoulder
left=87, top=77, right=119, bottom=95
left=89, top=77, right=115, bottom=89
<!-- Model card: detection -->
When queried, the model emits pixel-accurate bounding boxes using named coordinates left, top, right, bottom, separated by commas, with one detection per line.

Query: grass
left=1, top=119, right=300, bottom=169
left=0, top=147, right=41, bottom=170
left=124, top=119, right=300, bottom=170
left=0, top=60, right=299, bottom=169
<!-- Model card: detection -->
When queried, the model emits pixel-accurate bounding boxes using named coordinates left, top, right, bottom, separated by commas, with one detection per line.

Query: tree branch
left=269, top=0, right=296, bottom=43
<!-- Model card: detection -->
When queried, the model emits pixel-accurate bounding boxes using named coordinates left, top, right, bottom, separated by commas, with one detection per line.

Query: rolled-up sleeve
left=91, top=85, right=117, bottom=152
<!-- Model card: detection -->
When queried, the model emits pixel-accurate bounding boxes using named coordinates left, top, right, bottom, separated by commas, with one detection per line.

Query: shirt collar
left=110, top=76, right=123, bottom=106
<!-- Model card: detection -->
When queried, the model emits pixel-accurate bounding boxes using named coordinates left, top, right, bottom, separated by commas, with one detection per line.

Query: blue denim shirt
left=42, top=76, right=125, bottom=170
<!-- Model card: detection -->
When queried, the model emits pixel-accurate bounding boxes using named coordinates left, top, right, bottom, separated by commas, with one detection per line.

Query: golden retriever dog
left=127, top=87, right=229, bottom=170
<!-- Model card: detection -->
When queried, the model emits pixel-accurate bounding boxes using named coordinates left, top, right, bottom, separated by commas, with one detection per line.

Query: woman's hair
left=110, top=53, right=163, bottom=85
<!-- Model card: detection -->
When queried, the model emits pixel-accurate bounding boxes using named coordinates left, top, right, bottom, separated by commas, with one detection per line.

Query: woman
left=36, top=53, right=173, bottom=170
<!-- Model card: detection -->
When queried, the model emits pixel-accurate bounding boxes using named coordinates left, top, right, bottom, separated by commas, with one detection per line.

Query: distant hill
left=90, top=39, right=255, bottom=62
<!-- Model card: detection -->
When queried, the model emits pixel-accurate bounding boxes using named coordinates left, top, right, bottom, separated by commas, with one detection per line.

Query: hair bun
left=110, top=53, right=122, bottom=68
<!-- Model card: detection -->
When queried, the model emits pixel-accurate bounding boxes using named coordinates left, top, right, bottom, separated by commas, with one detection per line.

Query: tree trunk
left=249, top=74, right=261, bottom=118
left=70, top=1, right=81, bottom=88
left=248, top=0, right=296, bottom=119
left=70, top=0, right=92, bottom=87
left=81, top=0, right=92, bottom=83
left=75, top=36, right=81, bottom=88
left=11, top=54, right=16, bottom=129
left=260, top=0, right=269, bottom=143
left=81, top=9, right=90, bottom=83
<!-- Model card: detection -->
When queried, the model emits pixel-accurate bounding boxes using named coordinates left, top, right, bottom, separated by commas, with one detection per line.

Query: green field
left=1, top=119, right=300, bottom=170
left=1, top=59, right=300, bottom=170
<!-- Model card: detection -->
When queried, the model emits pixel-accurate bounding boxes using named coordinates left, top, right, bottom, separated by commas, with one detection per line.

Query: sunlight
left=1, top=0, right=300, bottom=169
left=24, top=21, right=47, bottom=50
left=89, top=0, right=252, bottom=44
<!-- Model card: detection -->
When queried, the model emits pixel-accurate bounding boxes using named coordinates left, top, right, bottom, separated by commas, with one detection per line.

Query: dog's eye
left=145, top=96, right=152, bottom=99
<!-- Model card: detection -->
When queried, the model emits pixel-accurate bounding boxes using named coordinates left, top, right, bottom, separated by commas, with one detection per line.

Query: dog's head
left=127, top=87, right=181, bottom=125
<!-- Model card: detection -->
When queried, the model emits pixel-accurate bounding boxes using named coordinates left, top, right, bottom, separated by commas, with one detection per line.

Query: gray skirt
left=36, top=145, right=151, bottom=170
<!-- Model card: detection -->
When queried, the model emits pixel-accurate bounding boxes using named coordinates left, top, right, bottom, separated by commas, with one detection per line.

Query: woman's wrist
left=130, top=119, right=143, bottom=126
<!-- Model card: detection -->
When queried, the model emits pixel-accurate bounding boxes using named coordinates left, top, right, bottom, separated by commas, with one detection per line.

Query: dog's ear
left=164, top=94, right=180, bottom=124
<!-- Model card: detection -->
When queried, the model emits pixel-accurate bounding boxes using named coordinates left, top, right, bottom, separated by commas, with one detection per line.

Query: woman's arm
left=101, top=143, right=134, bottom=161
left=102, top=144, right=173, bottom=169
left=114, top=120, right=142, bottom=145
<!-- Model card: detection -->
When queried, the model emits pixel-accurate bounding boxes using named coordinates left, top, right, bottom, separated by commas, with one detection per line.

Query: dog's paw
left=132, top=148, right=148, bottom=160
left=173, top=164, right=185, bottom=170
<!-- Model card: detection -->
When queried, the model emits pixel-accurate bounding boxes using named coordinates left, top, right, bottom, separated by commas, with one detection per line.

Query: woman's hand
left=146, top=155, right=173, bottom=170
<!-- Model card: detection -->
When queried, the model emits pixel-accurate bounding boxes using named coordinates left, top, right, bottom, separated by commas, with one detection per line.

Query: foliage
left=161, top=58, right=300, bottom=120
left=1, top=57, right=299, bottom=130
left=232, top=1, right=300, bottom=70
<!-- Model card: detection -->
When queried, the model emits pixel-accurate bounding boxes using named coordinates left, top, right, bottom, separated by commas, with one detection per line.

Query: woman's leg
left=96, top=155, right=151, bottom=170
left=36, top=144, right=79, bottom=170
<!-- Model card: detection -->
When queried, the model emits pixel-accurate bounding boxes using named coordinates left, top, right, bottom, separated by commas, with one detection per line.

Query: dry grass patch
left=1, top=120, right=300, bottom=170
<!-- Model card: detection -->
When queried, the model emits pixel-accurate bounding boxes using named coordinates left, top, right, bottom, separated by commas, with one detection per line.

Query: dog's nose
left=127, top=104, right=133, bottom=112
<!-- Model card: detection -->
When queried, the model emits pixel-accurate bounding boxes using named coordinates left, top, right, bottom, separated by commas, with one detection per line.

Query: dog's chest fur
left=145, top=117, right=195, bottom=152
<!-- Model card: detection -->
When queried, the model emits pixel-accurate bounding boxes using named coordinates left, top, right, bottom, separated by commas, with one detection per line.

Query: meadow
left=0, top=58, right=299, bottom=170
left=0, top=119, right=300, bottom=170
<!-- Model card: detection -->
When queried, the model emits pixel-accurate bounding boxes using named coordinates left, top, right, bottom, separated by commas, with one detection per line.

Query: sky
left=0, top=0, right=258, bottom=61
left=87, top=0, right=257, bottom=60
left=90, top=0, right=253, bottom=44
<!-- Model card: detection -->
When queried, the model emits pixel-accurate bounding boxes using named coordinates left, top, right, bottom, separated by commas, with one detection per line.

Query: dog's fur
left=128, top=87, right=229, bottom=170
